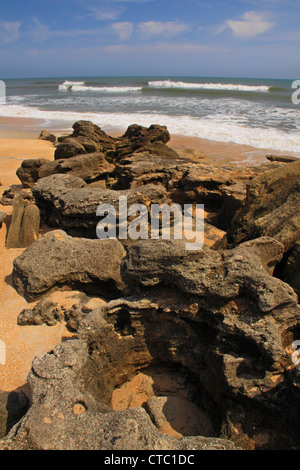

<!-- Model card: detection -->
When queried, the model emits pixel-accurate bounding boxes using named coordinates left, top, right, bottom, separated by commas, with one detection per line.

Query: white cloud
left=112, top=22, right=134, bottom=41
left=89, top=7, right=124, bottom=21
left=0, top=20, right=21, bottom=44
left=226, top=11, right=275, bottom=38
left=31, top=18, right=49, bottom=42
left=137, top=21, right=188, bottom=38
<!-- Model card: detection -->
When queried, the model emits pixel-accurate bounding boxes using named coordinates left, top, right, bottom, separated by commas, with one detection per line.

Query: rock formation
left=12, top=230, right=126, bottom=301
left=1, top=121, right=299, bottom=451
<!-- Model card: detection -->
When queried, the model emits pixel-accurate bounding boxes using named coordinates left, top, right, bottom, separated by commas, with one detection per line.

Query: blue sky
left=0, top=0, right=299, bottom=78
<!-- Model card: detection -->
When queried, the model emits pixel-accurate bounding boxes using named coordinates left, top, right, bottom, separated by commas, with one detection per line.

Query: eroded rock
left=13, top=230, right=126, bottom=301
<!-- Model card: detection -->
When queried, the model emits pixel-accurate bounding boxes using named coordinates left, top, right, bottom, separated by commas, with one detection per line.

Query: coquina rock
left=12, top=230, right=126, bottom=301
left=225, top=159, right=300, bottom=252
left=16, top=159, right=51, bottom=188
left=3, top=237, right=300, bottom=450
left=32, top=174, right=168, bottom=238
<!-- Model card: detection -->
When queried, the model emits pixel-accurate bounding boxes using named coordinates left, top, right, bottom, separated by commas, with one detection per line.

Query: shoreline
left=0, top=117, right=299, bottom=186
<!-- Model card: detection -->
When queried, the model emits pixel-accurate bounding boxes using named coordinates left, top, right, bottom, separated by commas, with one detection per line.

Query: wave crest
left=148, top=80, right=270, bottom=93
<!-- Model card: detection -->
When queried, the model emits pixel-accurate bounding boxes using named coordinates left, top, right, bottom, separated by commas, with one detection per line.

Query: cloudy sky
left=0, top=0, right=299, bottom=78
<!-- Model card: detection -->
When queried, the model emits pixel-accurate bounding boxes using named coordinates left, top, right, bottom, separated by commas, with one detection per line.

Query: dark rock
left=113, top=152, right=192, bottom=190
left=18, top=299, right=63, bottom=327
left=54, top=137, right=87, bottom=160
left=282, top=241, right=300, bottom=300
left=6, top=193, right=26, bottom=249
left=39, top=129, right=57, bottom=144
left=54, top=121, right=178, bottom=163
left=0, top=333, right=238, bottom=450
left=16, top=158, right=51, bottom=188
left=19, top=203, right=40, bottom=248
left=55, top=121, right=116, bottom=160
left=0, top=185, right=35, bottom=206
left=122, top=124, right=170, bottom=145
left=0, top=391, right=29, bottom=438
left=38, top=152, right=115, bottom=183
left=13, top=230, right=126, bottom=301
left=266, top=155, right=299, bottom=164
left=225, top=160, right=300, bottom=252
left=3, top=234, right=300, bottom=450
left=32, top=174, right=168, bottom=238
left=121, top=237, right=296, bottom=311
left=115, top=124, right=178, bottom=161
left=178, top=162, right=282, bottom=230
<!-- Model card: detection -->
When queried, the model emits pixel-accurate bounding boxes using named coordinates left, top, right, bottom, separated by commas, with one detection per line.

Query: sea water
left=1, top=76, right=299, bottom=154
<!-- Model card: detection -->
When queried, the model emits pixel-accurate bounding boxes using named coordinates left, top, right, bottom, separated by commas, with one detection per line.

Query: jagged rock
left=121, top=237, right=295, bottom=311
left=6, top=193, right=26, bottom=249
left=37, top=153, right=115, bottom=183
left=32, top=174, right=168, bottom=238
left=0, top=185, right=35, bottom=206
left=39, top=129, right=57, bottom=144
left=122, top=123, right=171, bottom=145
left=113, top=152, right=192, bottom=190
left=225, top=160, right=300, bottom=252
left=17, top=293, right=104, bottom=331
left=16, top=158, right=51, bottom=188
left=54, top=137, right=87, bottom=160
left=178, top=162, right=282, bottom=230
left=115, top=124, right=178, bottom=161
left=54, top=121, right=178, bottom=163
left=17, top=299, right=63, bottom=327
left=3, top=236, right=300, bottom=450
left=282, top=241, right=300, bottom=300
left=12, top=230, right=126, bottom=301
left=0, top=391, right=29, bottom=439
left=19, top=203, right=40, bottom=248
left=0, top=331, right=238, bottom=450
left=55, top=121, right=116, bottom=160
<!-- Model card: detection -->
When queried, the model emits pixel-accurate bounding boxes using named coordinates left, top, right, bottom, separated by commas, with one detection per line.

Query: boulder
left=225, top=160, right=300, bottom=252
left=178, top=162, right=282, bottom=230
left=113, top=152, right=192, bottom=190
left=16, top=158, right=51, bottom=188
left=55, top=121, right=116, bottom=160
left=12, top=230, right=126, bottom=301
left=19, top=203, right=40, bottom=248
left=3, top=232, right=300, bottom=449
left=6, top=193, right=26, bottom=249
left=54, top=137, right=87, bottom=160
left=39, top=129, right=57, bottom=144
left=38, top=153, right=115, bottom=183
left=266, top=155, right=299, bottom=164
left=32, top=174, right=168, bottom=238
left=121, top=237, right=296, bottom=312
left=0, top=185, right=35, bottom=206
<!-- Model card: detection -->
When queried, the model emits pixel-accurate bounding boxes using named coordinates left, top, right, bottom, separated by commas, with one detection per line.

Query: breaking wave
left=148, top=80, right=270, bottom=93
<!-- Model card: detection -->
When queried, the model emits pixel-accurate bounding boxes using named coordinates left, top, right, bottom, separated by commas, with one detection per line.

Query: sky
left=0, top=0, right=299, bottom=79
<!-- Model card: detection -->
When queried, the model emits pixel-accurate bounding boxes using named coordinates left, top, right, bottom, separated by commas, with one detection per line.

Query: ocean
left=1, top=76, right=300, bottom=154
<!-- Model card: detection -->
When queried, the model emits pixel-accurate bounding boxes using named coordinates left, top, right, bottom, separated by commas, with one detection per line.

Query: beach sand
left=0, top=116, right=298, bottom=394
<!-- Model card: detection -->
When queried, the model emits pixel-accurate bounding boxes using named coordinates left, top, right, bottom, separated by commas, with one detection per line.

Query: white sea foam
left=58, top=81, right=142, bottom=93
left=148, top=80, right=270, bottom=93
left=0, top=103, right=299, bottom=154
left=58, top=80, right=86, bottom=91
